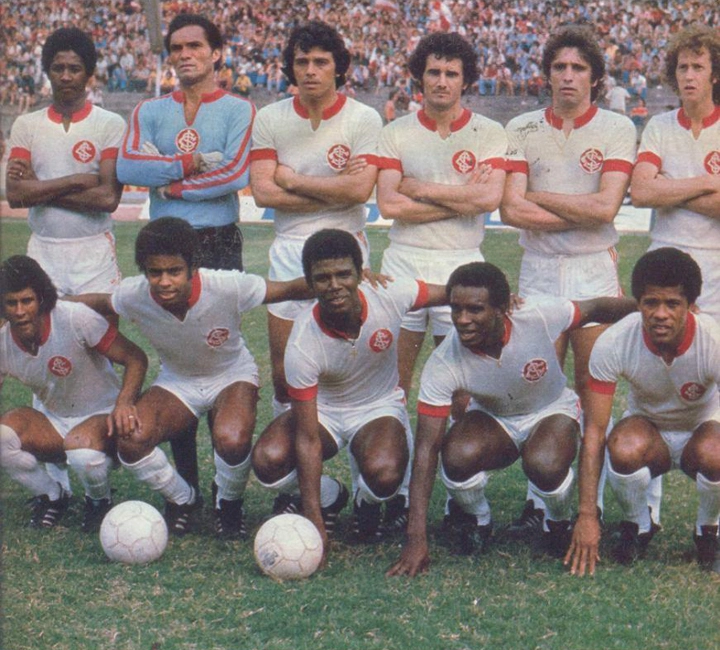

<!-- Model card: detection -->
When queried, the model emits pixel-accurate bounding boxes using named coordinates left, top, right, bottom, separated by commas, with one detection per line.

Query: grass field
left=1, top=218, right=718, bottom=650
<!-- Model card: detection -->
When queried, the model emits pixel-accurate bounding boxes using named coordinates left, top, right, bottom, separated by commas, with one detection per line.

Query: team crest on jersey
left=72, top=140, right=96, bottom=163
left=680, top=382, right=706, bottom=401
left=48, top=356, right=72, bottom=377
left=452, top=150, right=477, bottom=174
left=327, top=144, right=351, bottom=171
left=176, top=128, right=200, bottom=154
left=369, top=329, right=393, bottom=352
left=579, top=148, right=604, bottom=174
left=206, top=328, right=230, bottom=348
left=704, top=151, right=720, bottom=175
left=522, top=358, right=548, bottom=382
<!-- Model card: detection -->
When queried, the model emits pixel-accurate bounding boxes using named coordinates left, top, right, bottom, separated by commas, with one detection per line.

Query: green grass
left=1, top=218, right=719, bottom=650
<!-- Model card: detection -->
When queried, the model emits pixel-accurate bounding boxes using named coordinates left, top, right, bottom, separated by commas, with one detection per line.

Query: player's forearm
left=6, top=175, right=99, bottom=208
left=576, top=424, right=606, bottom=517
left=264, top=277, right=313, bottom=303
left=631, top=174, right=714, bottom=209
left=527, top=189, right=623, bottom=226
left=499, top=195, right=573, bottom=231
left=116, top=350, right=148, bottom=406
left=281, top=172, right=375, bottom=206
left=50, top=182, right=123, bottom=213
left=251, top=180, right=328, bottom=213
left=378, top=192, right=458, bottom=224
left=296, top=428, right=324, bottom=522
left=681, top=192, right=720, bottom=220
left=64, top=293, right=116, bottom=317
left=410, top=181, right=503, bottom=216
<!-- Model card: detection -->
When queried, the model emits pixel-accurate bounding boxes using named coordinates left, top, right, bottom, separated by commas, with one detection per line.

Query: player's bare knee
left=607, top=430, right=649, bottom=472
left=212, top=426, right=253, bottom=463
left=252, top=441, right=292, bottom=484
left=361, top=457, right=406, bottom=497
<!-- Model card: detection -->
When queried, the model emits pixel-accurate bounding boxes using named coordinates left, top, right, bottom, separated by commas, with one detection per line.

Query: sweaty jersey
left=118, top=89, right=254, bottom=228
left=250, top=94, right=382, bottom=237
left=505, top=105, right=636, bottom=255
left=285, top=280, right=429, bottom=408
left=637, top=106, right=720, bottom=251
left=377, top=108, right=507, bottom=250
left=0, top=301, right=120, bottom=417
left=111, top=268, right=266, bottom=378
left=418, top=298, right=581, bottom=417
left=588, top=311, right=720, bottom=431
left=8, top=101, right=125, bottom=238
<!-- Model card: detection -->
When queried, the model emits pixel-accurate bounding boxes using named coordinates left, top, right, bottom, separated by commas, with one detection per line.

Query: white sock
left=45, top=461, right=72, bottom=494
left=213, top=451, right=251, bottom=505
left=0, top=424, right=61, bottom=498
left=647, top=475, right=663, bottom=524
left=66, top=448, right=112, bottom=500
left=272, top=397, right=291, bottom=419
left=121, top=447, right=193, bottom=505
left=608, top=462, right=652, bottom=533
left=441, top=467, right=491, bottom=525
left=355, top=473, right=391, bottom=505
left=696, top=472, right=720, bottom=535
left=529, top=468, right=575, bottom=530
left=320, top=475, right=341, bottom=508
left=257, top=468, right=299, bottom=494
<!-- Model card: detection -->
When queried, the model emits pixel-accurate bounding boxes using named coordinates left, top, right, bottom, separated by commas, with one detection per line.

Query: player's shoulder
left=593, top=107, right=635, bottom=130
left=255, top=95, right=294, bottom=118
left=695, top=312, right=720, bottom=342
left=505, top=108, right=546, bottom=131
left=88, top=104, right=125, bottom=124
left=217, top=89, right=256, bottom=112
left=467, top=110, right=504, bottom=131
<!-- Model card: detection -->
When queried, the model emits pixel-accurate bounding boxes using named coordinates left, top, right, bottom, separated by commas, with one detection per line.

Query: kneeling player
left=0, top=256, right=147, bottom=531
left=388, top=262, right=636, bottom=577
left=566, top=248, right=720, bottom=576
left=252, top=229, right=447, bottom=558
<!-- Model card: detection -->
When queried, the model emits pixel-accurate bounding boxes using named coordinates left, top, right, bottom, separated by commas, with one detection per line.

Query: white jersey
left=418, top=298, right=581, bottom=418
left=0, top=302, right=120, bottom=417
left=111, top=268, right=266, bottom=378
left=505, top=105, right=636, bottom=255
left=377, top=108, right=507, bottom=250
left=588, top=311, right=720, bottom=431
left=637, top=106, right=720, bottom=250
left=250, top=94, right=382, bottom=237
left=285, top=280, right=429, bottom=408
left=8, top=101, right=126, bottom=239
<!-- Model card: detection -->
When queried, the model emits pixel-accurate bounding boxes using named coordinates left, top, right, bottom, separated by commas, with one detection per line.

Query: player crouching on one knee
left=566, top=247, right=720, bottom=576
left=0, top=256, right=147, bottom=531
left=251, top=229, right=448, bottom=561
left=388, top=262, right=637, bottom=577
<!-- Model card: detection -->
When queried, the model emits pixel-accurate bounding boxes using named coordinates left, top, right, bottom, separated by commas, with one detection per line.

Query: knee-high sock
left=528, top=468, right=575, bottom=530
left=696, top=472, right=720, bottom=534
left=0, top=424, right=61, bottom=499
left=608, top=461, right=652, bottom=533
left=647, top=475, right=663, bottom=525
left=441, top=466, right=491, bottom=525
left=213, top=451, right=251, bottom=505
left=45, top=462, right=72, bottom=493
left=356, top=472, right=396, bottom=505
left=66, top=448, right=112, bottom=500
left=121, top=447, right=193, bottom=505
left=257, top=469, right=340, bottom=509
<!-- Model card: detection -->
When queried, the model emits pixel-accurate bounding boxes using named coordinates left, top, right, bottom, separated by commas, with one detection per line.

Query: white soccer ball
left=100, top=500, right=168, bottom=565
left=254, top=513, right=323, bottom=580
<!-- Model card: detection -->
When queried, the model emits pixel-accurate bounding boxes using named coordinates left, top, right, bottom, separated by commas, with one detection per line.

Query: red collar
left=545, top=104, right=598, bottom=130
left=48, top=101, right=93, bottom=124
left=11, top=312, right=51, bottom=353
left=313, top=289, right=368, bottom=339
left=150, top=272, right=202, bottom=312
left=677, top=105, right=720, bottom=130
left=417, top=107, right=472, bottom=132
left=642, top=311, right=696, bottom=359
left=293, top=93, right=346, bottom=120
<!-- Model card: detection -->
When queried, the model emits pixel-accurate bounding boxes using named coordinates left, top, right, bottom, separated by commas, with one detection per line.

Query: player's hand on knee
left=107, top=404, right=142, bottom=439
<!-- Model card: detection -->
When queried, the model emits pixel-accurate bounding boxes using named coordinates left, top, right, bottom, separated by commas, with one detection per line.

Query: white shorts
left=649, top=243, right=720, bottom=324
left=34, top=399, right=110, bottom=440
left=154, top=349, right=260, bottom=418
left=28, top=231, right=122, bottom=296
left=267, top=231, right=370, bottom=320
left=467, top=387, right=581, bottom=451
left=519, top=247, right=621, bottom=301
left=381, top=242, right=483, bottom=336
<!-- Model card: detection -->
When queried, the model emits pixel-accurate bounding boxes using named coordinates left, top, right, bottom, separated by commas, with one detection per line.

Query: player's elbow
left=498, top=201, right=521, bottom=227
left=629, top=184, right=653, bottom=208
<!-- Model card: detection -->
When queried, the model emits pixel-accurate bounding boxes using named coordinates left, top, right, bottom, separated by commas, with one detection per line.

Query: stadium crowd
left=1, top=0, right=719, bottom=112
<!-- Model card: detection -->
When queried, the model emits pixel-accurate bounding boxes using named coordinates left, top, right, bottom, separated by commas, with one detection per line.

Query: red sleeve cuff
left=636, top=151, right=661, bottom=169
left=100, top=147, right=119, bottom=161
left=412, top=280, right=430, bottom=311
left=376, top=156, right=402, bottom=172
left=288, top=385, right=318, bottom=401
left=505, top=159, right=528, bottom=174
left=249, top=148, right=278, bottom=162
left=9, top=147, right=31, bottom=160
left=602, top=159, right=633, bottom=174
left=94, top=324, right=119, bottom=354
left=417, top=401, right=451, bottom=418
left=480, top=157, right=507, bottom=171
left=588, top=377, right=617, bottom=395
left=165, top=181, right=183, bottom=199
left=361, top=154, right=380, bottom=167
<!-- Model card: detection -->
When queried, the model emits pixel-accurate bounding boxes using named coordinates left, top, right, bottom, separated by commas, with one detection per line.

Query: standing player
left=117, top=13, right=255, bottom=493
left=630, top=25, right=720, bottom=323
left=0, top=256, right=147, bottom=531
left=75, top=218, right=312, bottom=538
left=566, top=248, right=720, bottom=576
left=376, top=32, right=507, bottom=400
left=252, top=230, right=447, bottom=556
left=501, top=25, right=638, bottom=530
left=249, top=21, right=382, bottom=417
left=387, top=263, right=637, bottom=577
left=6, top=28, right=125, bottom=298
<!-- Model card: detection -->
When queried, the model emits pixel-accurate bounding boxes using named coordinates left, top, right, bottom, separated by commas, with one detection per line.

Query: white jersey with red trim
left=418, top=298, right=580, bottom=417
left=8, top=101, right=125, bottom=238
left=285, top=280, right=428, bottom=408
left=505, top=105, right=636, bottom=255
left=111, top=268, right=266, bottom=378
left=588, top=311, right=720, bottom=431
left=637, top=106, right=720, bottom=250
left=0, top=301, right=120, bottom=417
left=377, top=108, right=507, bottom=250
left=250, top=94, right=382, bottom=237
